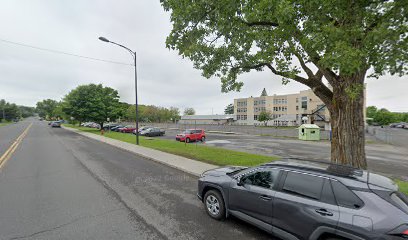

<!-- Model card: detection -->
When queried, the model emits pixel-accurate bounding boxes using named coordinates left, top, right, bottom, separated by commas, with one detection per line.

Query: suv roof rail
left=264, top=158, right=364, bottom=179
left=326, top=164, right=363, bottom=177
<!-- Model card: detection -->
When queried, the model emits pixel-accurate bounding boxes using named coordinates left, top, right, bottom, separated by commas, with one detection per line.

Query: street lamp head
left=98, top=37, right=110, bottom=43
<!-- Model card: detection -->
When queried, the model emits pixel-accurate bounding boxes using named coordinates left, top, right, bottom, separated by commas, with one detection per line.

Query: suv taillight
left=389, top=225, right=408, bottom=238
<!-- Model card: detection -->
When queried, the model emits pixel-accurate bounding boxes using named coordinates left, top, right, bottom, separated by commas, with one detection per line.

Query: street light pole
left=134, top=51, right=139, bottom=145
left=99, top=36, right=139, bottom=145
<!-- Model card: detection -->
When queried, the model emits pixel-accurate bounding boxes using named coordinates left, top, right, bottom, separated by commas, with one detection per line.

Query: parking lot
left=101, top=126, right=408, bottom=180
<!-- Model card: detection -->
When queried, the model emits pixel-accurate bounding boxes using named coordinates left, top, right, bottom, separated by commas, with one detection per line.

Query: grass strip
left=64, top=124, right=279, bottom=167
left=0, top=122, right=12, bottom=127
left=396, top=180, right=408, bottom=195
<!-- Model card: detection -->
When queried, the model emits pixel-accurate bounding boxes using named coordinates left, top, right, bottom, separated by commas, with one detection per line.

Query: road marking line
left=0, top=123, right=32, bottom=169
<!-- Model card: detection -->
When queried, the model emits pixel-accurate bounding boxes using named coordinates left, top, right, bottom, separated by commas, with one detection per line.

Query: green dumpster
left=298, top=124, right=321, bottom=141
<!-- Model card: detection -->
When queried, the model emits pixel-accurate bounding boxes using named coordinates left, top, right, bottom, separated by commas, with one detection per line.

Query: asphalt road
left=160, top=129, right=408, bottom=180
left=0, top=119, right=273, bottom=240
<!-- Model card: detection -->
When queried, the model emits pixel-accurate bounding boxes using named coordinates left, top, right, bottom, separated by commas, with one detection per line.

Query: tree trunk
left=327, top=72, right=367, bottom=169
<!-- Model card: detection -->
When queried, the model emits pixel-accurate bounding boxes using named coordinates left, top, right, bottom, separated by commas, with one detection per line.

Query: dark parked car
left=133, top=126, right=152, bottom=134
left=140, top=127, right=165, bottom=137
left=103, top=124, right=119, bottom=130
left=111, top=125, right=125, bottom=132
left=198, top=161, right=408, bottom=240
left=50, top=121, right=61, bottom=128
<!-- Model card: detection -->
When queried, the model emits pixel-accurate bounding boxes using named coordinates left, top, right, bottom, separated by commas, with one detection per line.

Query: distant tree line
left=366, top=106, right=408, bottom=126
left=0, top=99, right=35, bottom=122
left=35, top=84, right=193, bottom=127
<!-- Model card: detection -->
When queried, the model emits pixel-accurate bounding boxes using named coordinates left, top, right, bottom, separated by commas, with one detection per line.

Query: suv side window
left=320, top=179, right=336, bottom=205
left=242, top=169, right=278, bottom=189
left=282, top=172, right=324, bottom=200
left=331, top=180, right=363, bottom=209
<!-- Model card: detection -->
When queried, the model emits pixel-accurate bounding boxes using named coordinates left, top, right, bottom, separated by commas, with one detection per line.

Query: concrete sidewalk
left=62, top=126, right=218, bottom=176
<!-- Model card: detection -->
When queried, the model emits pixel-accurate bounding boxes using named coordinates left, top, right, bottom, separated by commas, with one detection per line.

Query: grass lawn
left=396, top=180, right=408, bottom=195
left=0, top=122, right=12, bottom=127
left=64, top=124, right=279, bottom=167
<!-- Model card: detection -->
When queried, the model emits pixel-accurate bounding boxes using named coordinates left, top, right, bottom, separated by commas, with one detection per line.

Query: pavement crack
left=7, top=207, right=124, bottom=240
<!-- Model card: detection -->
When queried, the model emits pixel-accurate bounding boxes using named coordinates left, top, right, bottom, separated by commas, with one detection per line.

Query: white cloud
left=0, top=0, right=407, bottom=113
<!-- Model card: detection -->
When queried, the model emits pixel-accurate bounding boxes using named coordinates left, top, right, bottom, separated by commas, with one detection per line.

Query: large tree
left=184, top=107, right=196, bottom=115
left=36, top=99, right=59, bottom=119
left=62, top=84, right=121, bottom=128
left=258, top=111, right=272, bottom=126
left=0, top=99, right=21, bottom=121
left=161, top=0, right=407, bottom=168
left=224, top=103, right=234, bottom=114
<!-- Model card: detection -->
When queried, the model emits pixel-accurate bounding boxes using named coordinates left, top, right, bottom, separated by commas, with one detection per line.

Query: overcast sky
left=0, top=0, right=407, bottom=114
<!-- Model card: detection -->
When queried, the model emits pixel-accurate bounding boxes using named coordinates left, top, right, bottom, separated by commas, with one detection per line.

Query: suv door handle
left=259, top=195, right=272, bottom=201
left=315, top=209, right=333, bottom=216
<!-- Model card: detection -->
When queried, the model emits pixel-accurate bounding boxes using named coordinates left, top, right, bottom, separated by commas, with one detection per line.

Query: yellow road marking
left=0, top=123, right=32, bottom=169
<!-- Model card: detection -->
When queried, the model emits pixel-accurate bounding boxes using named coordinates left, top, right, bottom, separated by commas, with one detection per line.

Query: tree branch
left=239, top=19, right=279, bottom=27
left=315, top=69, right=324, bottom=81
left=265, top=64, right=310, bottom=85
left=292, top=50, right=314, bottom=79
left=231, top=62, right=333, bottom=106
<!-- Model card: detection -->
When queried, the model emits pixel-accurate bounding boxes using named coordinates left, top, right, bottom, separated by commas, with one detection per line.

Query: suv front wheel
left=204, top=190, right=225, bottom=220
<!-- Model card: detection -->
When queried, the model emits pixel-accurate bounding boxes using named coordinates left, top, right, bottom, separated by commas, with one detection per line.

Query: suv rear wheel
left=204, top=190, right=225, bottom=220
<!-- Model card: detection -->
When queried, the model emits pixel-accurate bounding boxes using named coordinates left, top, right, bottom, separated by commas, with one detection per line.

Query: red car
left=176, top=129, right=205, bottom=142
left=120, top=125, right=137, bottom=133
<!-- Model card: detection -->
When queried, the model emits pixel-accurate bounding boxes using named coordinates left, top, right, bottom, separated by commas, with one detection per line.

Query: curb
left=206, top=131, right=237, bottom=135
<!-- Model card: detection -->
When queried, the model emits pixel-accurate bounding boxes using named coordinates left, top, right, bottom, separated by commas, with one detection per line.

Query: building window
left=254, top=115, right=258, bottom=120
left=301, top=96, right=308, bottom=109
left=296, top=106, right=299, bottom=110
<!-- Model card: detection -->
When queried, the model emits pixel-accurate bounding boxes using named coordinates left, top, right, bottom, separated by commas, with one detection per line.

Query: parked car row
left=390, top=122, right=408, bottom=129
left=80, top=122, right=166, bottom=137
left=79, top=123, right=207, bottom=142
left=81, top=122, right=101, bottom=129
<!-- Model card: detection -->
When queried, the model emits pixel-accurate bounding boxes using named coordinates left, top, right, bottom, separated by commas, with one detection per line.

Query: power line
left=0, top=38, right=133, bottom=66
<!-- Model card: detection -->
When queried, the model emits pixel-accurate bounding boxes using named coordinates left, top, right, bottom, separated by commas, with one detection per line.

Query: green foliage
left=366, top=106, right=378, bottom=118
left=18, top=106, right=35, bottom=118
left=258, top=111, right=272, bottom=125
left=162, top=0, right=407, bottom=92
left=224, top=103, right=234, bottom=114
left=366, top=106, right=408, bottom=125
left=345, top=83, right=365, bottom=101
left=126, top=105, right=180, bottom=123
left=62, top=84, right=121, bottom=127
left=183, top=107, right=196, bottom=115
left=396, top=180, right=408, bottom=195
left=36, top=99, right=59, bottom=119
left=0, top=99, right=21, bottom=121
left=65, top=124, right=279, bottom=166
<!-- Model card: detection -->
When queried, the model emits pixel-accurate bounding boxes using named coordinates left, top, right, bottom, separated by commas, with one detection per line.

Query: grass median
left=63, top=124, right=279, bottom=166
left=0, top=122, right=12, bottom=127
left=396, top=180, right=408, bottom=195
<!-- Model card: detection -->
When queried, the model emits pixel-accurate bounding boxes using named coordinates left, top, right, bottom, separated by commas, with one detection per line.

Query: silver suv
left=197, top=161, right=408, bottom=240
